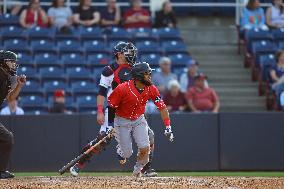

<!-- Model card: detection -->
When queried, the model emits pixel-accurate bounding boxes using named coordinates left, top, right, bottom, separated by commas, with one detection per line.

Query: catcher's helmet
left=0, top=50, right=18, bottom=76
left=131, top=62, right=154, bottom=85
left=113, top=41, right=137, bottom=65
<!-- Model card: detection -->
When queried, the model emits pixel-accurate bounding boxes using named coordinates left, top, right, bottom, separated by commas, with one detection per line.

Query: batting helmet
left=131, top=62, right=154, bottom=86
left=113, top=41, right=137, bottom=65
left=0, top=50, right=18, bottom=76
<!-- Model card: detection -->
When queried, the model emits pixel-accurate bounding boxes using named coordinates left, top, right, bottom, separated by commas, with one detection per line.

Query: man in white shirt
left=0, top=99, right=24, bottom=115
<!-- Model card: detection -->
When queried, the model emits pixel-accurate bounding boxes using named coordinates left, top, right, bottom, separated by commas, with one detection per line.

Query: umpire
left=0, top=50, right=26, bottom=179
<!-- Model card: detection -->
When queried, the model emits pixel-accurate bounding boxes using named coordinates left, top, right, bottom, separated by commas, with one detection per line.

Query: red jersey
left=186, top=87, right=219, bottom=111
left=123, top=8, right=151, bottom=29
left=108, top=80, right=166, bottom=120
left=25, top=9, right=47, bottom=27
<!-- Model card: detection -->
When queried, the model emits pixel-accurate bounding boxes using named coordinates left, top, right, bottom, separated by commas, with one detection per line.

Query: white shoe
left=69, top=164, right=80, bottom=177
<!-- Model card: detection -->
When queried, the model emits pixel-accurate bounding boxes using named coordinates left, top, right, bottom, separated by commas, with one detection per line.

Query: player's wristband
left=163, top=118, right=171, bottom=127
left=97, top=105, right=103, bottom=113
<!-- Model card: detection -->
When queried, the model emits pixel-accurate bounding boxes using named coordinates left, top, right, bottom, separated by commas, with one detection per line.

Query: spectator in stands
left=50, top=89, right=67, bottom=113
left=19, top=0, right=49, bottom=29
left=73, top=0, right=100, bottom=27
left=154, top=0, right=177, bottom=28
left=266, top=0, right=284, bottom=29
left=180, top=60, right=209, bottom=93
left=0, top=0, right=22, bottom=15
left=152, top=57, right=177, bottom=95
left=100, top=0, right=121, bottom=27
left=270, top=50, right=284, bottom=90
left=0, top=99, right=24, bottom=115
left=48, top=0, right=73, bottom=34
left=123, top=0, right=151, bottom=29
left=163, top=80, right=187, bottom=112
left=186, top=74, right=220, bottom=113
left=241, top=0, right=268, bottom=31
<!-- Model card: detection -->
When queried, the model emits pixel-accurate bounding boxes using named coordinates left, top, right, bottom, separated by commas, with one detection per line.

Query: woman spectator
left=48, top=0, right=73, bottom=33
left=19, top=0, right=49, bottom=28
left=100, top=0, right=121, bottom=27
left=270, top=50, right=284, bottom=90
left=123, top=0, right=151, bottom=29
left=73, top=0, right=100, bottom=27
left=154, top=0, right=177, bottom=28
left=241, top=0, right=268, bottom=31
left=266, top=0, right=284, bottom=29
left=163, top=80, right=187, bottom=112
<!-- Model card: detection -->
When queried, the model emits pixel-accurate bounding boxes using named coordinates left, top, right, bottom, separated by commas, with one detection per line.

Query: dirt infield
left=1, top=176, right=284, bottom=189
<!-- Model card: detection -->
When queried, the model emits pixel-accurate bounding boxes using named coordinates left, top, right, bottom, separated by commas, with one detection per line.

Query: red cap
left=54, top=89, right=65, bottom=98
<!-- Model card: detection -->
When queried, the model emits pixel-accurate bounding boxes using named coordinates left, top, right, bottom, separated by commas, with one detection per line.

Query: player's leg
left=141, top=126, right=157, bottom=177
left=114, top=116, right=133, bottom=162
left=70, top=109, right=111, bottom=176
left=132, top=116, right=150, bottom=177
left=0, top=123, right=14, bottom=179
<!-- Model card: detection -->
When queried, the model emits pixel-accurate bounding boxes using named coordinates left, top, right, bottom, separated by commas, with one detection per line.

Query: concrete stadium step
left=220, top=105, right=266, bottom=112
left=214, top=88, right=259, bottom=97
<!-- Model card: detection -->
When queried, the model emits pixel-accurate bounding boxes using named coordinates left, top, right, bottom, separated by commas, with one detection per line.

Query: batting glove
left=164, top=126, right=174, bottom=142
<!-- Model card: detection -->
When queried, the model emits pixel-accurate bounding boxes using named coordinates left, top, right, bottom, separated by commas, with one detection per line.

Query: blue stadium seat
left=17, top=52, right=34, bottom=66
left=21, top=80, right=43, bottom=95
left=168, top=53, right=193, bottom=66
left=140, top=53, right=161, bottom=66
left=83, top=40, right=109, bottom=54
left=107, top=27, right=131, bottom=41
left=39, top=66, right=65, bottom=80
left=71, top=81, right=98, bottom=96
left=1, top=26, right=26, bottom=39
left=128, top=27, right=153, bottom=39
left=30, top=39, right=57, bottom=54
left=17, top=65, right=37, bottom=77
left=61, top=53, right=86, bottom=68
left=276, top=83, right=284, bottom=108
left=76, top=94, right=97, bottom=110
left=154, top=27, right=181, bottom=40
left=24, top=108, right=49, bottom=115
left=34, top=53, right=60, bottom=67
left=87, top=53, right=111, bottom=67
left=27, top=26, right=56, bottom=41
left=0, top=14, right=20, bottom=27
left=251, top=40, right=278, bottom=56
left=161, top=40, right=188, bottom=54
left=57, top=39, right=83, bottom=54
left=79, top=26, right=104, bottom=41
left=43, top=80, right=69, bottom=94
left=135, top=41, right=161, bottom=54
left=259, top=54, right=276, bottom=82
left=21, top=95, right=46, bottom=108
left=246, top=29, right=274, bottom=53
left=3, top=39, right=30, bottom=52
left=66, top=67, right=92, bottom=81
left=272, top=28, right=284, bottom=41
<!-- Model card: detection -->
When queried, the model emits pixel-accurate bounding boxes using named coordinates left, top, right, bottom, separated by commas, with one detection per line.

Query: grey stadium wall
left=1, top=113, right=284, bottom=172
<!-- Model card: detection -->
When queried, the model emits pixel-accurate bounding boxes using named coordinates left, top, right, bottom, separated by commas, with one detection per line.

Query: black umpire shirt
left=0, top=69, right=11, bottom=106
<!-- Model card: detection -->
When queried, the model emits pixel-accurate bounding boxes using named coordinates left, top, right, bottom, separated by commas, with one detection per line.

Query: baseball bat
left=58, top=128, right=115, bottom=175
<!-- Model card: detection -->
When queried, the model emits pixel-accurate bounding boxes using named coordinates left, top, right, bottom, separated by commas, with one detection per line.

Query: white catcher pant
left=99, top=108, right=109, bottom=133
left=114, top=115, right=150, bottom=159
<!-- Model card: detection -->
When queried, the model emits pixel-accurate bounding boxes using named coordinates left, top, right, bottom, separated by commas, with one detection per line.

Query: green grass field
left=14, top=172, right=284, bottom=177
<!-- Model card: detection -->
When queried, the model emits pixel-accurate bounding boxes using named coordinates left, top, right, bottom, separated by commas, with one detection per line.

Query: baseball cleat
left=69, top=164, right=80, bottom=177
left=142, top=168, right=158, bottom=177
left=0, top=171, right=14, bottom=179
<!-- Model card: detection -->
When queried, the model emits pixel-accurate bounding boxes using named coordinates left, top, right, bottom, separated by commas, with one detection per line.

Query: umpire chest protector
left=0, top=69, right=11, bottom=106
left=110, top=63, right=132, bottom=89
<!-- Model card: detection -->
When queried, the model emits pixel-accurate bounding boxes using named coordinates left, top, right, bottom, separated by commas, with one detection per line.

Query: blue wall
left=1, top=112, right=284, bottom=172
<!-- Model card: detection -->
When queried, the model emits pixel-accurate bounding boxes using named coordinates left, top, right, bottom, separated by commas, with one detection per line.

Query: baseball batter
left=70, top=42, right=158, bottom=177
left=108, top=62, right=174, bottom=177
